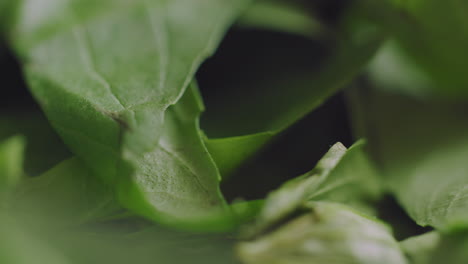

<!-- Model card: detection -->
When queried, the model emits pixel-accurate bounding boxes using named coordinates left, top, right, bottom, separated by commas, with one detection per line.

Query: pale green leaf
left=400, top=232, right=440, bottom=264
left=246, top=141, right=381, bottom=236
left=238, top=202, right=407, bottom=264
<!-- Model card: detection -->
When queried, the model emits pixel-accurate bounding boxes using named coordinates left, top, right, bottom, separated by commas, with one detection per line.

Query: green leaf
left=429, top=231, right=468, bottom=264
left=237, top=0, right=323, bottom=37
left=348, top=87, right=468, bottom=230
left=1, top=216, right=243, bottom=264
left=401, top=231, right=468, bottom=264
left=237, top=201, right=407, bottom=264
left=7, top=0, right=249, bottom=229
left=0, top=213, right=71, bottom=264
left=360, top=0, right=468, bottom=96
left=0, top=0, right=12, bottom=32
left=367, top=40, right=435, bottom=98
left=400, top=232, right=440, bottom=264
left=204, top=13, right=383, bottom=176
left=51, top=226, right=243, bottom=264
left=117, top=84, right=256, bottom=231
left=4, top=154, right=249, bottom=263
left=0, top=219, right=242, bottom=264
left=3, top=200, right=244, bottom=264
left=10, top=157, right=120, bottom=229
left=0, top=135, right=25, bottom=195
left=246, top=141, right=381, bottom=236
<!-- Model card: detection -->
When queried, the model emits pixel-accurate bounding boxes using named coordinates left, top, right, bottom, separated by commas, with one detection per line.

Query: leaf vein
left=143, top=0, right=169, bottom=95
left=158, top=143, right=211, bottom=196
left=73, top=26, right=126, bottom=110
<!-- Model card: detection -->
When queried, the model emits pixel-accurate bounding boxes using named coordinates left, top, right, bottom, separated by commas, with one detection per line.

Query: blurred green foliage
left=2, top=0, right=468, bottom=263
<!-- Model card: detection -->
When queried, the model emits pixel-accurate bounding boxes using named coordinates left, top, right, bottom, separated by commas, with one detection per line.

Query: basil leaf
left=5, top=155, right=249, bottom=263
left=401, top=231, right=468, bottom=264
left=0, top=136, right=25, bottom=196
left=237, top=0, right=323, bottom=37
left=11, top=157, right=120, bottom=229
left=360, top=0, right=468, bottom=97
left=0, top=137, right=69, bottom=264
left=0, top=0, right=12, bottom=32
left=53, top=226, right=243, bottom=264
left=247, top=141, right=381, bottom=236
left=406, top=232, right=468, bottom=264
left=238, top=202, right=407, bottom=264
left=429, top=231, right=468, bottom=264
left=117, top=84, right=245, bottom=231
left=1, top=212, right=241, bottom=264
left=7, top=0, right=249, bottom=229
left=0, top=213, right=71, bottom=264
left=349, top=87, right=468, bottom=230
left=204, top=13, right=383, bottom=176
left=367, top=40, right=435, bottom=98
left=401, top=232, right=440, bottom=264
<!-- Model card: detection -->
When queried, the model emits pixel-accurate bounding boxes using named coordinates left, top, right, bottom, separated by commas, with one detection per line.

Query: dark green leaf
left=429, top=231, right=468, bottom=264
left=204, top=13, right=383, bottom=176
left=0, top=112, right=71, bottom=176
left=237, top=0, right=323, bottom=37
left=360, top=0, right=468, bottom=96
left=349, top=87, right=468, bottom=230
left=0, top=135, right=25, bottom=195
left=367, top=40, right=435, bottom=98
